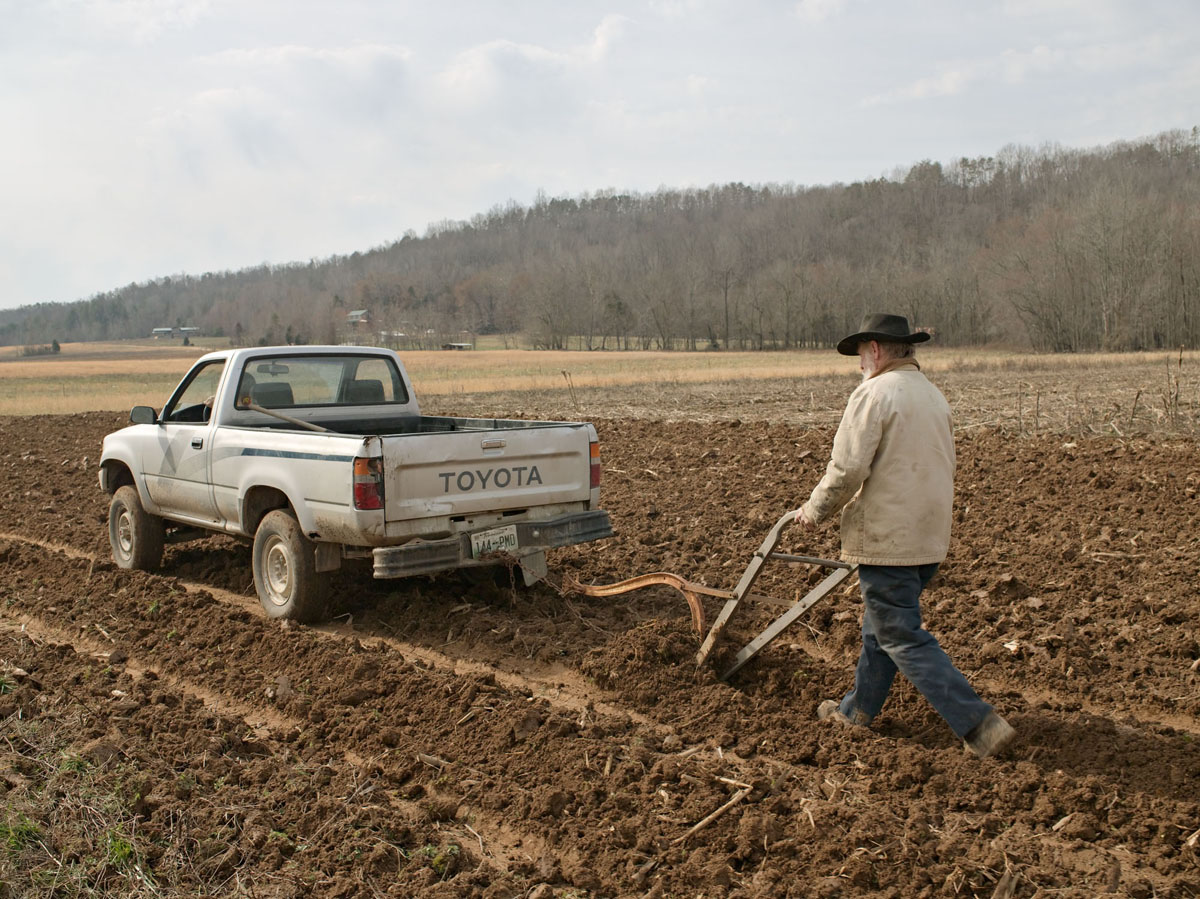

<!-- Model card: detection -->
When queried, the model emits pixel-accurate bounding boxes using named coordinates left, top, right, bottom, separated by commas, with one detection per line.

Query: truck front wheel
left=109, top=485, right=164, bottom=571
left=252, top=509, right=329, bottom=623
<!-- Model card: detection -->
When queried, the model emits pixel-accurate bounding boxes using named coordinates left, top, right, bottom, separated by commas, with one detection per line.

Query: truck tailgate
left=380, top=426, right=593, bottom=521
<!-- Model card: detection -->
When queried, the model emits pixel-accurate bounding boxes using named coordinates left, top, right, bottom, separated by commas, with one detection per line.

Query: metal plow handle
left=562, top=571, right=724, bottom=635
left=721, top=564, right=856, bottom=680
left=694, top=510, right=796, bottom=667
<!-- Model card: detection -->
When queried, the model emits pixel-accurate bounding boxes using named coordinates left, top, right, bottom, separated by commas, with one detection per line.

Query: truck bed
left=234, top=413, right=591, bottom=438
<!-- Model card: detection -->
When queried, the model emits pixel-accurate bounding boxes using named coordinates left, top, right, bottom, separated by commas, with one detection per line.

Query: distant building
left=338, top=309, right=373, bottom=346
left=151, top=326, right=200, bottom=339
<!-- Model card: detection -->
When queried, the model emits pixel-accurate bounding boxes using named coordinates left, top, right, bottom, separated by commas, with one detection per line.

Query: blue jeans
left=838, top=563, right=991, bottom=739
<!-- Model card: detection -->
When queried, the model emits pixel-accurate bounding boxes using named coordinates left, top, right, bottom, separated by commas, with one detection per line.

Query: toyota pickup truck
left=99, top=345, right=612, bottom=621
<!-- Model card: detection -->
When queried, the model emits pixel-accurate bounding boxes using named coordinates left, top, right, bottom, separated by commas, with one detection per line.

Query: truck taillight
left=353, top=456, right=384, bottom=510
left=589, top=441, right=601, bottom=489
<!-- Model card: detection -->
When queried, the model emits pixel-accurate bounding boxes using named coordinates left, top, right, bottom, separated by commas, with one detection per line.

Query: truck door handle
left=191, top=437, right=204, bottom=449
left=481, top=438, right=506, bottom=450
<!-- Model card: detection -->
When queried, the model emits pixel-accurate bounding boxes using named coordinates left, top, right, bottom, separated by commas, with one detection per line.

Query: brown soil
left=1, top=399, right=1198, bottom=898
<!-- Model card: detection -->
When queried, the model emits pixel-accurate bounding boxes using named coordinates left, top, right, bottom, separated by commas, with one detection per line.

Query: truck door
left=142, top=359, right=225, bottom=523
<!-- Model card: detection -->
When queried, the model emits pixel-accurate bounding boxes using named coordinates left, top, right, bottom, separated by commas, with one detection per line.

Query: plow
left=564, top=511, right=858, bottom=680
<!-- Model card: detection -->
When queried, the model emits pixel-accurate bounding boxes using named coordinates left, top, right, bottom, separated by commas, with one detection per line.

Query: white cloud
left=1000, top=0, right=1113, bottom=16
left=905, top=68, right=972, bottom=99
left=794, top=0, right=848, bottom=24
left=212, top=43, right=412, bottom=73
left=430, top=17, right=628, bottom=133
left=1070, top=35, right=1170, bottom=74
left=146, top=86, right=292, bottom=175
left=134, top=42, right=416, bottom=184
left=686, top=74, right=713, bottom=97
left=435, top=39, right=565, bottom=107
left=999, top=45, right=1065, bottom=83
left=435, top=14, right=626, bottom=105
left=207, top=43, right=412, bottom=117
left=863, top=24, right=1187, bottom=109
left=648, top=0, right=708, bottom=19
left=999, top=36, right=1174, bottom=85
left=586, top=15, right=630, bottom=62
left=56, top=0, right=212, bottom=43
left=861, top=64, right=976, bottom=106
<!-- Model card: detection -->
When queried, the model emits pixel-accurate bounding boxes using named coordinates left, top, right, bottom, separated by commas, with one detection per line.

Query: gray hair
left=877, top=340, right=917, bottom=360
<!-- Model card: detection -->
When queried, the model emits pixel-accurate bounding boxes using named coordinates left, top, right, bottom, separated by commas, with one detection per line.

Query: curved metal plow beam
left=562, top=572, right=727, bottom=636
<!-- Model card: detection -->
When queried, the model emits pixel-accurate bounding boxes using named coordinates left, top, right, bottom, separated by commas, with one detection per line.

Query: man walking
left=795, top=313, right=1014, bottom=759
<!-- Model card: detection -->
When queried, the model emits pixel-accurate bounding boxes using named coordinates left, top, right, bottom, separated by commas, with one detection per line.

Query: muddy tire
left=252, top=509, right=329, bottom=623
left=108, top=485, right=165, bottom=571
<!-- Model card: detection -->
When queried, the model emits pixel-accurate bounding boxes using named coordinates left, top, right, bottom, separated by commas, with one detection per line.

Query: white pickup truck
left=99, top=345, right=611, bottom=621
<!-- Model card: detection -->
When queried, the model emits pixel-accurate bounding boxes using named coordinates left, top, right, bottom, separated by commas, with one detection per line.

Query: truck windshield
left=236, top=355, right=408, bottom=408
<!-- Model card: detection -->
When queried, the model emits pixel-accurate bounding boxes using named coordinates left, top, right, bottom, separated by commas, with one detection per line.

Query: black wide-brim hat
left=836, top=313, right=932, bottom=356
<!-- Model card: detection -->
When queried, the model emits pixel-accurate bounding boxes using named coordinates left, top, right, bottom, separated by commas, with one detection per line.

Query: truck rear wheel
left=109, top=485, right=164, bottom=571
left=252, top=509, right=329, bottom=623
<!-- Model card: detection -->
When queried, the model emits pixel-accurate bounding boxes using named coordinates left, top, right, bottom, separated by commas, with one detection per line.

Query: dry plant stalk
left=560, top=369, right=580, bottom=408
left=671, top=786, right=752, bottom=845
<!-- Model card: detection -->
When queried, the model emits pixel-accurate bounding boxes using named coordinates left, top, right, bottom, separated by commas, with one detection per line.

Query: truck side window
left=232, top=370, right=257, bottom=406
left=162, top=360, right=227, bottom=423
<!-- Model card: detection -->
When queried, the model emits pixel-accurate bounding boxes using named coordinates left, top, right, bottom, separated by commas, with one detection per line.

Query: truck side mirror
left=130, top=405, right=159, bottom=425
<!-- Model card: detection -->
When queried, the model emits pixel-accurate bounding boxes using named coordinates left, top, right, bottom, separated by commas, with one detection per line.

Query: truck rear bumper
left=372, top=510, right=613, bottom=579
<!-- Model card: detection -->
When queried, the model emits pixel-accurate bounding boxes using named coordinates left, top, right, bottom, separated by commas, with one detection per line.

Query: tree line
left=3, top=128, right=1198, bottom=353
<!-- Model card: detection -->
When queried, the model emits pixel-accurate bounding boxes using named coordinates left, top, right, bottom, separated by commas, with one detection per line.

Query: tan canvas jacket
left=801, top=361, right=955, bottom=566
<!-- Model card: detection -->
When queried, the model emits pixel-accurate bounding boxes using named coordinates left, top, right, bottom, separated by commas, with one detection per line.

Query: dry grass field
left=1, top=340, right=1197, bottom=436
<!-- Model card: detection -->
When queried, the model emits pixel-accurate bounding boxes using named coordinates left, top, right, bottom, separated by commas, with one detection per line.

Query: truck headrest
left=345, top=379, right=385, bottom=403
left=250, top=382, right=294, bottom=407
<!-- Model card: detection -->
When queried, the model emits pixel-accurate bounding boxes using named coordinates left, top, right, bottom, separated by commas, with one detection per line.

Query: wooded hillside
left=3, top=128, right=1198, bottom=352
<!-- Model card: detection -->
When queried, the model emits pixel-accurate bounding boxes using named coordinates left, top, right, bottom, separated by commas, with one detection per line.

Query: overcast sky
left=2, top=0, right=1197, bottom=311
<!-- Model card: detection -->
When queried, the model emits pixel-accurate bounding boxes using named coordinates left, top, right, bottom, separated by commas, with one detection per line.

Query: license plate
left=470, top=525, right=519, bottom=558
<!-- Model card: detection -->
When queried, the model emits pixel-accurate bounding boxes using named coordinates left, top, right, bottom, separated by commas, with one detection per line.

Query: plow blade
left=561, top=571, right=719, bottom=635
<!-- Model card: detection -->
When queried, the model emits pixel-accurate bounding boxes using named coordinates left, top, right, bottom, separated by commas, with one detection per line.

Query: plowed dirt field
left=2, top=383, right=1198, bottom=897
